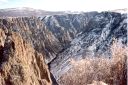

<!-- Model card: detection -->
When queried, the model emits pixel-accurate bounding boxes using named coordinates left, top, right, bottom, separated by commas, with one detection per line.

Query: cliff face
left=0, top=11, right=127, bottom=82
left=0, top=29, right=52, bottom=85
left=0, top=17, right=63, bottom=63
left=43, top=12, right=127, bottom=80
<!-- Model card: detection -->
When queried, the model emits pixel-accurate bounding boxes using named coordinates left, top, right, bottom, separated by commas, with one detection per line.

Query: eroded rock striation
left=0, top=29, right=52, bottom=85
left=0, top=17, right=63, bottom=64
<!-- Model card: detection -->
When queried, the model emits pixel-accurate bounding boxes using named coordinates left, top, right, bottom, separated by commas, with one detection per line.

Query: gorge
left=0, top=8, right=127, bottom=85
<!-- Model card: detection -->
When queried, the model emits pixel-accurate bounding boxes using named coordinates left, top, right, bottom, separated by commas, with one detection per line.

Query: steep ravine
left=0, top=11, right=127, bottom=84
left=43, top=12, right=127, bottom=80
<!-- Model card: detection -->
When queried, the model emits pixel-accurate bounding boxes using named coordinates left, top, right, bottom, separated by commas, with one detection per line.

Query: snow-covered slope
left=43, top=12, right=127, bottom=80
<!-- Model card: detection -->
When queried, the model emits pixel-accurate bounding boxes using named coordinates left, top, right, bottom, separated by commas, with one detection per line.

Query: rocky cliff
left=0, top=11, right=127, bottom=84
left=0, top=29, right=52, bottom=85
left=0, top=17, right=63, bottom=64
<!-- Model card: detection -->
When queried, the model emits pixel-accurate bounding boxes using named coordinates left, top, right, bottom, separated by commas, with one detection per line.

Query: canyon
left=0, top=8, right=127, bottom=85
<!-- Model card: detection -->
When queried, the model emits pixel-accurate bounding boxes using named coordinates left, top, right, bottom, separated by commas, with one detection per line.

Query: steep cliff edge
left=0, top=29, right=52, bottom=85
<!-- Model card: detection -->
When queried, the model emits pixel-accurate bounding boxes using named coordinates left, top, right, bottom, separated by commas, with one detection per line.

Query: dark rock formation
left=43, top=12, right=127, bottom=80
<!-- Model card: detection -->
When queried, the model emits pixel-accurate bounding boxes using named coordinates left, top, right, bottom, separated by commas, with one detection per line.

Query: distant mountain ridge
left=109, top=8, right=127, bottom=13
left=0, top=7, right=66, bottom=17
left=0, top=7, right=127, bottom=17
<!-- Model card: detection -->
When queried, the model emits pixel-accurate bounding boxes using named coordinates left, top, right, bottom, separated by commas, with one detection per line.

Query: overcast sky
left=0, top=0, right=127, bottom=11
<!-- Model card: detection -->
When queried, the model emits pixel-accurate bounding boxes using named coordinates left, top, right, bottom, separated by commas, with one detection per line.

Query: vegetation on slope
left=59, top=40, right=127, bottom=85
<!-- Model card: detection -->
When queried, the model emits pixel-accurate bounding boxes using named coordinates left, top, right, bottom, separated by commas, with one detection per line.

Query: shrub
left=59, top=41, right=127, bottom=85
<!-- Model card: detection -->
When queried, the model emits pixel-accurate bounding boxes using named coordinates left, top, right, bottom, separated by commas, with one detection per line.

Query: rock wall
left=0, top=29, right=52, bottom=85
left=0, top=17, right=63, bottom=64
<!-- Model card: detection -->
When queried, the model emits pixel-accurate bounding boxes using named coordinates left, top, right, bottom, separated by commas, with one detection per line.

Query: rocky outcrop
left=0, top=29, right=52, bottom=85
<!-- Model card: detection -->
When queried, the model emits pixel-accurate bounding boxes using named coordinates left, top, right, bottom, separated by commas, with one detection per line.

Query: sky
left=0, top=0, right=127, bottom=11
